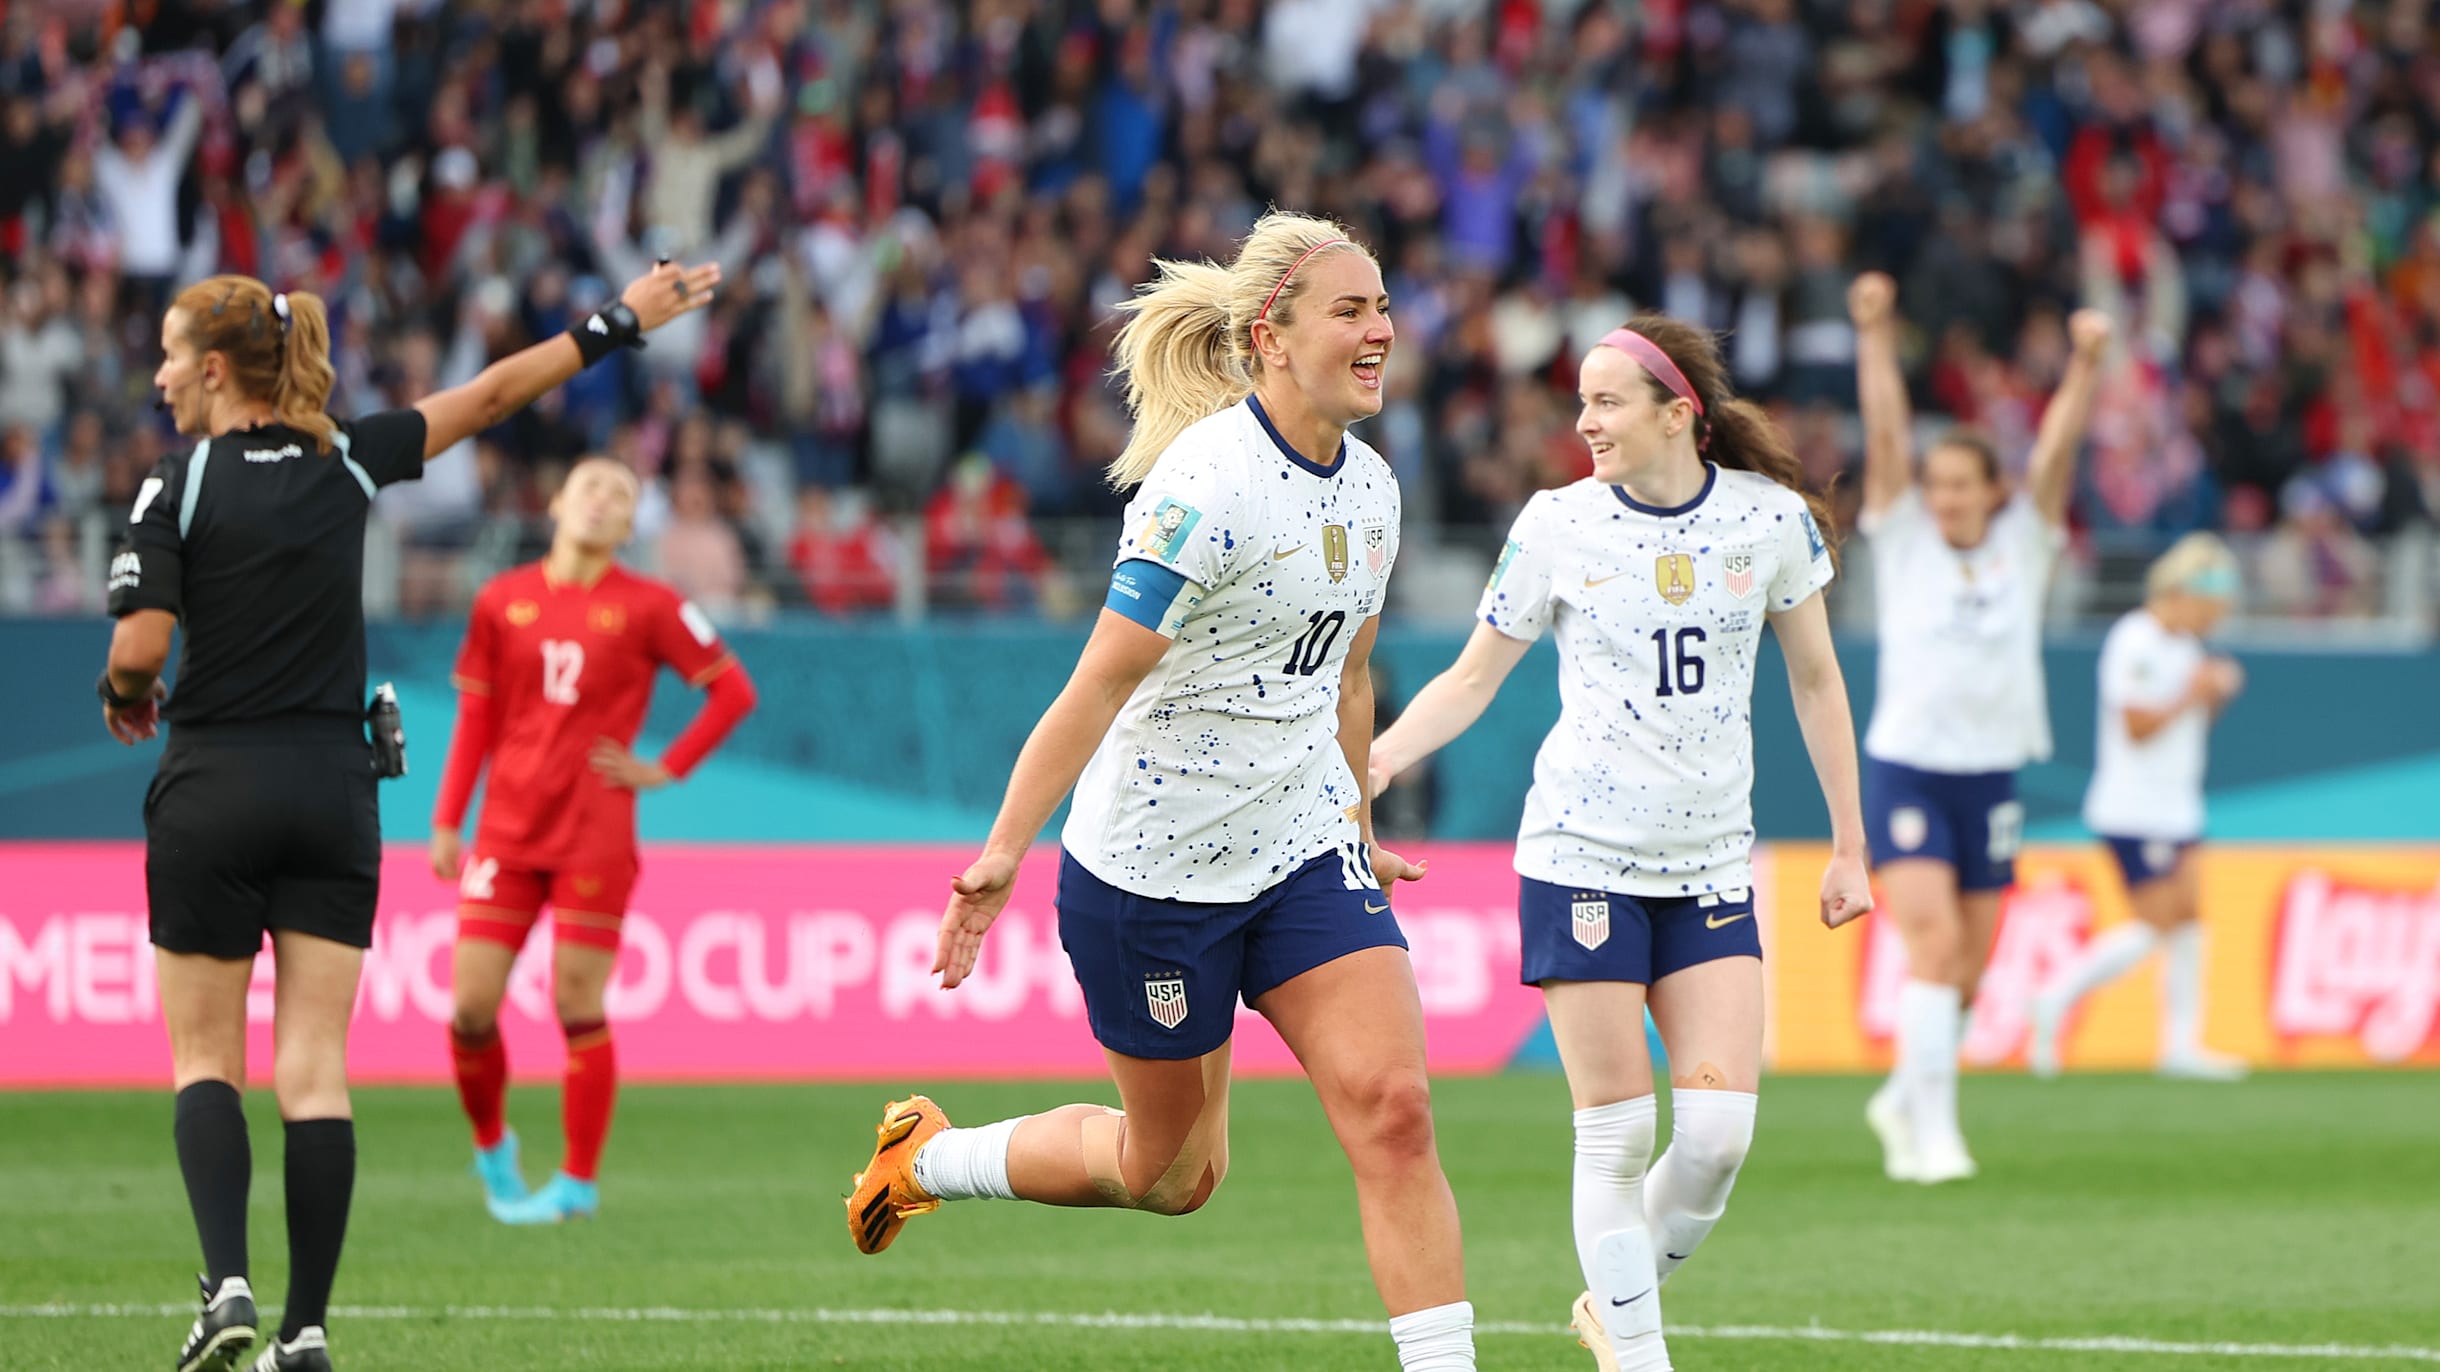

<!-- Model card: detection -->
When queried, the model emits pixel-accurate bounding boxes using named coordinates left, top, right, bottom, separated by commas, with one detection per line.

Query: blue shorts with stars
left=1057, top=844, right=1409, bottom=1060
left=1517, top=875, right=1761, bottom=986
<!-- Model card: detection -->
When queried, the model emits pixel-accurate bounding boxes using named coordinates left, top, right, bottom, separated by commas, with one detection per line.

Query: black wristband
left=572, top=301, right=648, bottom=368
left=97, top=670, right=145, bottom=709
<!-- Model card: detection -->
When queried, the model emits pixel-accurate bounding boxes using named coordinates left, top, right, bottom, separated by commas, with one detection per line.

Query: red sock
left=560, top=1020, right=616, bottom=1182
left=449, top=1025, right=509, bottom=1150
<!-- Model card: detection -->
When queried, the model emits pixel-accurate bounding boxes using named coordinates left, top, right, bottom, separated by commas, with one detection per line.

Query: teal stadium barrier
left=2, top=618, right=2433, bottom=844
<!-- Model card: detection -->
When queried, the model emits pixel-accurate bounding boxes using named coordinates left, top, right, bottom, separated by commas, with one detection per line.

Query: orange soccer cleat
left=845, top=1095, right=948, bottom=1254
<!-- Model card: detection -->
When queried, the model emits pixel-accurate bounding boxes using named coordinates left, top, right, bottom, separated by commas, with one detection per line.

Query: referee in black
left=100, top=259, right=719, bottom=1372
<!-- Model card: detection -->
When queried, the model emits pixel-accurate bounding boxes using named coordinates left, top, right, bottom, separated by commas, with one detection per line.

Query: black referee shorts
left=145, top=717, right=381, bottom=960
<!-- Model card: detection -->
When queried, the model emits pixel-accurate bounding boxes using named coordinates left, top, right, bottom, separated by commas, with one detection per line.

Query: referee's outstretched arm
left=410, top=258, right=722, bottom=461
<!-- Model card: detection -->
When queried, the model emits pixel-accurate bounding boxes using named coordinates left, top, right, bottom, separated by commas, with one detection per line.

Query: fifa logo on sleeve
left=1571, top=897, right=1612, bottom=951
left=1655, top=554, right=1695, bottom=606
left=1144, top=974, right=1189, bottom=1030
left=108, top=551, right=142, bottom=591
left=1137, top=498, right=1202, bottom=564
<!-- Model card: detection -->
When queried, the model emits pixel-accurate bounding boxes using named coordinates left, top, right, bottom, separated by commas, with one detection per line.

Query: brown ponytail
left=169, top=275, right=341, bottom=452
left=1613, top=313, right=1842, bottom=569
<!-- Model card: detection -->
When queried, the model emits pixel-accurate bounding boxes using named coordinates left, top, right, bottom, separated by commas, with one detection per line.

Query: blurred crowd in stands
left=3, top=0, right=2438, bottom=621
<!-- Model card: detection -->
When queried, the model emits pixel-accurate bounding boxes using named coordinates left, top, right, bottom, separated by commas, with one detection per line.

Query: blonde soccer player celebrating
left=2029, top=534, right=2248, bottom=1080
left=1848, top=273, right=2112, bottom=1184
left=1371, top=317, right=1872, bottom=1372
left=841, top=214, right=1481, bottom=1372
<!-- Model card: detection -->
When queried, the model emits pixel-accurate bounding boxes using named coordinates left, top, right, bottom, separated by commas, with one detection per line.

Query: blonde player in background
left=1847, top=273, right=2112, bottom=1184
left=2029, top=535, right=2248, bottom=1080
left=841, top=213, right=1482, bottom=1372
left=1371, top=316, right=1872, bottom=1372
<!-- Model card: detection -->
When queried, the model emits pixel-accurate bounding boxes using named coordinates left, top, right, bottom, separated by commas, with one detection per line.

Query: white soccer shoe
left=2027, top=994, right=2067, bottom=1080
left=2158, top=1048, right=2249, bottom=1082
left=1865, top=1084, right=1917, bottom=1182
left=1911, top=1132, right=1979, bottom=1185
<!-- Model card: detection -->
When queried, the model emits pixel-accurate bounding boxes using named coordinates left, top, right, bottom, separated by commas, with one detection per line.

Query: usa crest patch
left=1145, top=975, right=1189, bottom=1030
left=1572, top=897, right=1611, bottom=951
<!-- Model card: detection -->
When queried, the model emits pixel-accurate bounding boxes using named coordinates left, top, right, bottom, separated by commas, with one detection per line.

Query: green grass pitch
left=4, top=1072, right=2436, bottom=1369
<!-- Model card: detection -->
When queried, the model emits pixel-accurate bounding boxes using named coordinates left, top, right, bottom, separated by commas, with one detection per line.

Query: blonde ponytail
left=1104, top=211, right=1373, bottom=489
left=169, top=276, right=341, bottom=452
left=270, top=290, right=339, bottom=452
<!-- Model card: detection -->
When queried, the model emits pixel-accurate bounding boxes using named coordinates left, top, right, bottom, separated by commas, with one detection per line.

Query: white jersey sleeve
left=1767, top=501, right=1835, bottom=610
left=1478, top=493, right=1560, bottom=640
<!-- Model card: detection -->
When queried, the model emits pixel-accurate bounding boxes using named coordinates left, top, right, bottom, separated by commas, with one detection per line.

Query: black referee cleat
left=251, top=1326, right=334, bottom=1372
left=174, top=1275, right=257, bottom=1372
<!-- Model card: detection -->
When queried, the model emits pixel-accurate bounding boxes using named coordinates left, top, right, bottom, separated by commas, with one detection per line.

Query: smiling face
left=1575, top=344, right=1693, bottom=483
left=1257, top=248, right=1393, bottom=428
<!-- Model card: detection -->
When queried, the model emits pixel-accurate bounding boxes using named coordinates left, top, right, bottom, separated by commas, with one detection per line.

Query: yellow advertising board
left=1760, top=844, right=2440, bottom=1073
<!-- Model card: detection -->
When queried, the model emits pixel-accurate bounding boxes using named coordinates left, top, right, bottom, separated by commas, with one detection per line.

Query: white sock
left=908, top=1116, right=1023, bottom=1202
left=1574, top=1097, right=1668, bottom=1370
left=2047, top=922, right=2158, bottom=1013
left=1897, top=980, right=1963, bottom=1149
left=1388, top=1300, right=1475, bottom=1371
left=1646, top=1090, right=1756, bottom=1283
left=2161, top=923, right=2206, bottom=1057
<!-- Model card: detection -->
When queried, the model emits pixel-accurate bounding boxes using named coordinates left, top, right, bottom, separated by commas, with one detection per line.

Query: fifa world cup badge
left=1322, top=524, right=1351, bottom=583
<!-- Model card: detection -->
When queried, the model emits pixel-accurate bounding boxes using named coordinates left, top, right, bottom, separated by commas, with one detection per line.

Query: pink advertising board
left=0, top=843, right=1549, bottom=1087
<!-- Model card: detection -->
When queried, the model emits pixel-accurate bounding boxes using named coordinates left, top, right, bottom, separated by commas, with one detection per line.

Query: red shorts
left=455, top=846, right=638, bottom=952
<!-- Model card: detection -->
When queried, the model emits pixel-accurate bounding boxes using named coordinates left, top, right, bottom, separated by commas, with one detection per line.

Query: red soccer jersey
left=451, top=563, right=735, bottom=866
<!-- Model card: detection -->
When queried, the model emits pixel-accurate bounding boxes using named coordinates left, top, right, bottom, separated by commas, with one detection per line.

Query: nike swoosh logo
left=1706, top=910, right=1753, bottom=929
left=1611, top=1288, right=1653, bottom=1307
left=1365, top=901, right=1389, bottom=914
left=1666, top=1253, right=1690, bottom=1261
left=1274, top=545, right=1306, bottom=560
left=1584, top=571, right=1628, bottom=587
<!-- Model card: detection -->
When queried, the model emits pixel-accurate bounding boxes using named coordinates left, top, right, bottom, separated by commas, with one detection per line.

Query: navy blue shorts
left=1517, top=876, right=1761, bottom=987
left=1863, top=757, right=2024, bottom=893
left=2101, top=835, right=2196, bottom=888
left=1057, top=844, right=1410, bottom=1060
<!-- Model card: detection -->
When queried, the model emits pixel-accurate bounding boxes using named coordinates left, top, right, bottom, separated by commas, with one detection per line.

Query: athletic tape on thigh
left=1082, top=1048, right=1232, bottom=1213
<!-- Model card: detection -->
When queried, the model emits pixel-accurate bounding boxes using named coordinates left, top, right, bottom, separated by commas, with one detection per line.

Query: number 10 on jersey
left=1286, top=611, right=1346, bottom=676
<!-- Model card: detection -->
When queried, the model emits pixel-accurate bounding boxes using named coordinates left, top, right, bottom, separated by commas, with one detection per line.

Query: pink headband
left=1599, top=328, right=1707, bottom=442
left=1259, top=238, right=1349, bottom=321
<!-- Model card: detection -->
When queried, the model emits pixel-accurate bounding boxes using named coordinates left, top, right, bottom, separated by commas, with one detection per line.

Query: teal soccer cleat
left=488, top=1171, right=599, bottom=1225
left=472, top=1129, right=528, bottom=1207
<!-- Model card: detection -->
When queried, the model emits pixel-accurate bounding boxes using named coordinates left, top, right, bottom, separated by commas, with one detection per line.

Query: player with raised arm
left=840, top=213, right=1481, bottom=1371
left=2030, top=534, right=2248, bottom=1080
left=1370, top=317, right=1871, bottom=1371
left=430, top=456, right=758, bottom=1224
left=1847, top=273, right=2112, bottom=1183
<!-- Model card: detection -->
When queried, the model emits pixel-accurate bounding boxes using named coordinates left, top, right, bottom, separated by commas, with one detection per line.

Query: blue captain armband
left=1107, top=558, right=1204, bottom=637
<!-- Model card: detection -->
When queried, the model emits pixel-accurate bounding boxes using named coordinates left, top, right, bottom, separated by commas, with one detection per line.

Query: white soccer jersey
left=1861, top=489, right=2064, bottom=773
left=2083, top=608, right=2210, bottom=841
left=1064, top=397, right=1401, bottom=901
left=1479, top=467, right=1834, bottom=896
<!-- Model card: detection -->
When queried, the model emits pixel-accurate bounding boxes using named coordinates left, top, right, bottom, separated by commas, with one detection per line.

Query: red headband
left=1258, top=238, right=1349, bottom=321
left=1599, top=328, right=1705, bottom=419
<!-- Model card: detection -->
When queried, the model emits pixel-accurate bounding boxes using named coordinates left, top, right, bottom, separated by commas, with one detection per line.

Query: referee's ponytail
left=170, top=276, right=340, bottom=453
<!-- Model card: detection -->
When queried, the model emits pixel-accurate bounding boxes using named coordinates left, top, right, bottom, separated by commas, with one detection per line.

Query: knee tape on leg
left=1082, top=1053, right=1231, bottom=1214
left=1663, top=1089, right=1755, bottom=1212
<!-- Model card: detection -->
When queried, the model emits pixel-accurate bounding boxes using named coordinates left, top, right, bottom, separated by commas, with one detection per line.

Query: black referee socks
left=279, top=1118, right=356, bottom=1342
left=173, top=1080, right=251, bottom=1289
